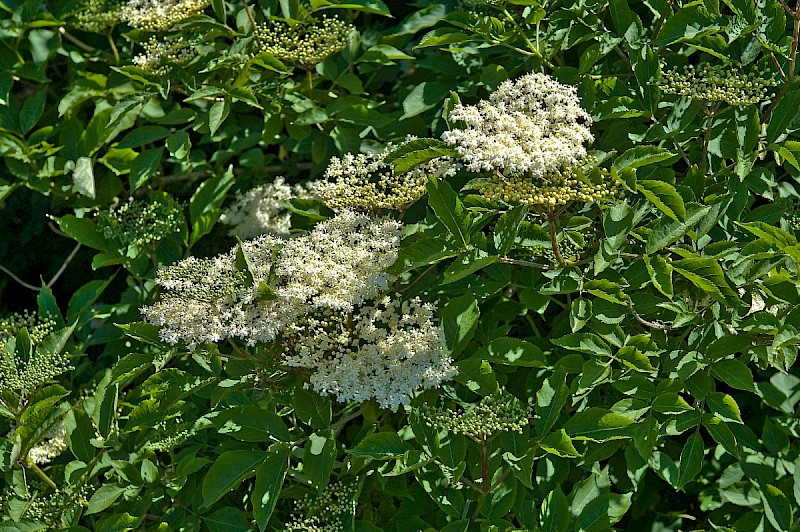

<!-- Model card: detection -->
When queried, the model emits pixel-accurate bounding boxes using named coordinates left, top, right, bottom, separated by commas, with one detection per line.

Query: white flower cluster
left=283, top=297, right=455, bottom=411
left=441, top=72, right=593, bottom=177
left=277, top=210, right=399, bottom=311
left=132, top=36, right=196, bottom=75
left=312, top=146, right=455, bottom=212
left=220, top=177, right=314, bottom=239
left=141, top=211, right=401, bottom=346
left=144, top=211, right=455, bottom=409
left=27, top=422, right=68, bottom=465
left=121, top=0, right=211, bottom=31
left=141, top=235, right=293, bottom=346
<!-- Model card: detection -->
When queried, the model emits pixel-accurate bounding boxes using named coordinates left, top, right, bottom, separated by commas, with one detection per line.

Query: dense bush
left=2, top=0, right=800, bottom=530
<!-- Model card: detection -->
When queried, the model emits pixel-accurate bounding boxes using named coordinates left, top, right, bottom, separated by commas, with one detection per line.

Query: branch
left=0, top=264, right=40, bottom=292
left=59, top=27, right=96, bottom=52
left=627, top=299, right=671, bottom=331
left=242, top=1, right=263, bottom=50
left=47, top=243, right=81, bottom=288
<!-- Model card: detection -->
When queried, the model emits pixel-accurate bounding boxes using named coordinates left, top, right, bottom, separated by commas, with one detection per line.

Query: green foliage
left=1, top=0, right=800, bottom=531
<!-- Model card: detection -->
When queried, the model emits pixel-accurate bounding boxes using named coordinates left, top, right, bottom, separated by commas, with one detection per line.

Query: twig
left=547, top=209, right=566, bottom=267
left=627, top=299, right=671, bottom=331
left=47, top=221, right=70, bottom=239
left=499, top=256, right=594, bottom=270
left=242, top=1, right=263, bottom=49
left=47, top=243, right=81, bottom=288
left=0, top=264, right=40, bottom=292
left=107, top=29, right=120, bottom=65
left=458, top=476, right=482, bottom=492
left=28, top=462, right=58, bottom=490
left=769, top=50, right=787, bottom=80
left=59, top=27, right=96, bottom=52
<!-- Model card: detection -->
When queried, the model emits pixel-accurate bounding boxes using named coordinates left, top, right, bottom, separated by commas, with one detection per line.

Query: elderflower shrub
left=283, top=296, right=455, bottom=411
left=220, top=177, right=315, bottom=239
left=132, top=37, right=196, bottom=75
left=659, top=63, right=777, bottom=106
left=421, top=394, right=529, bottom=440
left=121, top=0, right=211, bottom=31
left=141, top=211, right=401, bottom=346
left=256, top=16, right=353, bottom=68
left=441, top=72, right=594, bottom=177
left=311, top=146, right=455, bottom=212
left=96, top=195, right=184, bottom=249
left=0, top=311, right=55, bottom=345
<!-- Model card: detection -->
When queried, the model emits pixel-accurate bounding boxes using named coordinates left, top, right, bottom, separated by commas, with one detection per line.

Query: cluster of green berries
left=473, top=160, right=616, bottom=208
left=283, top=480, right=358, bottom=532
left=121, top=0, right=212, bottom=32
left=73, top=0, right=123, bottom=33
left=0, top=311, right=55, bottom=345
left=256, top=16, right=352, bottom=68
left=0, top=311, right=72, bottom=393
left=786, top=204, right=800, bottom=235
left=0, top=486, right=89, bottom=528
left=521, top=228, right=596, bottom=265
left=97, top=195, right=184, bottom=250
left=420, top=394, right=529, bottom=440
left=145, top=417, right=194, bottom=451
left=659, top=63, right=777, bottom=106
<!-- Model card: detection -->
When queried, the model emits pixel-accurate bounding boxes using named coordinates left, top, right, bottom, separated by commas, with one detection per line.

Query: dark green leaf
left=676, top=431, right=704, bottom=488
left=349, top=432, right=409, bottom=458
left=129, top=147, right=163, bottom=192
left=201, top=450, right=269, bottom=508
left=253, top=446, right=291, bottom=531
left=427, top=176, right=470, bottom=249
left=442, top=293, right=479, bottom=358
left=473, top=337, right=546, bottom=367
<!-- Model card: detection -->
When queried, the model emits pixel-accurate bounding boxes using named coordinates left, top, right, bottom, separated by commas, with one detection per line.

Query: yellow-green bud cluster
left=659, top=63, right=777, bottom=106
left=787, top=204, right=800, bottom=235
left=256, top=16, right=352, bottom=68
left=0, top=485, right=89, bottom=528
left=472, top=160, right=616, bottom=208
left=121, top=0, right=211, bottom=32
left=283, top=480, right=358, bottom=532
left=145, top=417, right=194, bottom=451
left=0, top=311, right=55, bottom=346
left=520, top=228, right=595, bottom=265
left=313, top=146, right=454, bottom=212
left=73, top=0, right=123, bottom=33
left=0, top=315, right=73, bottom=393
left=132, top=36, right=196, bottom=75
left=97, top=195, right=184, bottom=249
left=0, top=311, right=72, bottom=393
left=420, top=394, right=529, bottom=440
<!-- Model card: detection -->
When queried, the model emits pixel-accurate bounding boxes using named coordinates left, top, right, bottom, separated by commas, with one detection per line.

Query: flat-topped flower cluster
left=442, top=72, right=593, bottom=177
left=143, top=210, right=454, bottom=410
left=442, top=72, right=614, bottom=208
left=220, top=177, right=314, bottom=239
left=312, top=145, right=454, bottom=212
